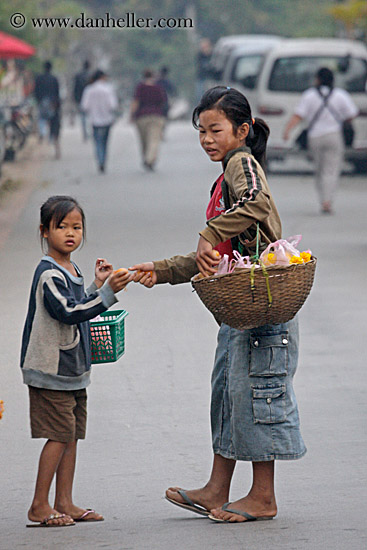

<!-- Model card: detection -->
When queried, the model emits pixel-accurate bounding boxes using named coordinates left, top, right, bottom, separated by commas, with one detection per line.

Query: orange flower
left=300, top=252, right=311, bottom=263
left=290, top=255, right=304, bottom=264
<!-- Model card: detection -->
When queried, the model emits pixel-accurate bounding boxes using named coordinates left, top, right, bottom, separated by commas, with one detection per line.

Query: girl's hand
left=94, top=258, right=113, bottom=288
left=129, top=262, right=157, bottom=288
left=107, top=269, right=133, bottom=293
left=195, top=236, right=221, bottom=276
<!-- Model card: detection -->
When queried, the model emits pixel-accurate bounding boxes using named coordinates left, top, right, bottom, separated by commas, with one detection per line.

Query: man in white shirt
left=81, top=70, right=118, bottom=173
left=283, top=67, right=358, bottom=213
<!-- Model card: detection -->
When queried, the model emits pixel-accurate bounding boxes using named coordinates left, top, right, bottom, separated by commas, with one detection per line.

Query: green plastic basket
left=90, top=310, right=128, bottom=364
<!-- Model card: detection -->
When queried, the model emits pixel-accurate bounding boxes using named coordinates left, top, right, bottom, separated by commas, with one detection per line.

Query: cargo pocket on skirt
left=252, top=384, right=286, bottom=424
left=249, top=332, right=289, bottom=377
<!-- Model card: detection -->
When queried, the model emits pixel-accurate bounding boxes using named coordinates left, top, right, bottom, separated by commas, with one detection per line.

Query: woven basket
left=191, top=258, right=317, bottom=330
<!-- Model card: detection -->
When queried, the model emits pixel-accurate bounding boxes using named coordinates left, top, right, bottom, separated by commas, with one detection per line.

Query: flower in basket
left=0, top=400, right=4, bottom=420
left=290, top=255, right=304, bottom=264
left=263, top=253, right=277, bottom=266
left=260, top=236, right=312, bottom=267
left=300, top=251, right=312, bottom=263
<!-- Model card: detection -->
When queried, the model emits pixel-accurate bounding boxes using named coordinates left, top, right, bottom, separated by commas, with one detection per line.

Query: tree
left=328, top=0, right=367, bottom=39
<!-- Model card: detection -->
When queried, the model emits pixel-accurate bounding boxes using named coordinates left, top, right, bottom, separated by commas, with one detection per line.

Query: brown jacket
left=154, top=147, right=281, bottom=285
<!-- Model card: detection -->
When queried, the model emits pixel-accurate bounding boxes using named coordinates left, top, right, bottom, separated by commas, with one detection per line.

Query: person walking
left=195, top=38, right=213, bottom=104
left=73, top=60, right=91, bottom=141
left=81, top=70, right=118, bottom=173
left=21, top=195, right=131, bottom=527
left=130, top=69, right=167, bottom=171
left=283, top=67, right=358, bottom=214
left=156, top=66, right=176, bottom=120
left=34, top=61, right=61, bottom=159
left=131, top=86, right=306, bottom=523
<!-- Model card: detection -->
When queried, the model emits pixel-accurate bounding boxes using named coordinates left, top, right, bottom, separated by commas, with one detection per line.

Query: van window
left=231, top=54, right=264, bottom=89
left=268, top=56, right=367, bottom=92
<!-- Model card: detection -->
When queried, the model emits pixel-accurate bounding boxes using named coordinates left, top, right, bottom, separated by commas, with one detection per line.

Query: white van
left=216, top=36, right=283, bottom=110
left=209, top=34, right=281, bottom=81
left=223, top=38, right=367, bottom=173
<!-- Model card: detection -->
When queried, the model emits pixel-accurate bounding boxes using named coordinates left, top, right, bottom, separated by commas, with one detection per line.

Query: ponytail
left=247, top=117, right=270, bottom=170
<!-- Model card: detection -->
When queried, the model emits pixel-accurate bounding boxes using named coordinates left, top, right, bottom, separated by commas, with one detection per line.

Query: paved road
left=1, top=119, right=366, bottom=549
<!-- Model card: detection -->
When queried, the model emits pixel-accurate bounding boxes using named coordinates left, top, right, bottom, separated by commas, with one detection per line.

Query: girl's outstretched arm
left=130, top=263, right=157, bottom=288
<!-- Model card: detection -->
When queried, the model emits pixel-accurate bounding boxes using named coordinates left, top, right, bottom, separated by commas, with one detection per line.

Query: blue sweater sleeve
left=43, top=275, right=113, bottom=325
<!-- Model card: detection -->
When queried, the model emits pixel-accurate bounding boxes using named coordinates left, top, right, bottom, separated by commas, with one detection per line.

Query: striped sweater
left=20, top=256, right=117, bottom=390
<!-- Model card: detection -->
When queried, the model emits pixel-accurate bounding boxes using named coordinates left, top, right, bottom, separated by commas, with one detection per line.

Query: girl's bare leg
left=28, top=440, right=74, bottom=525
left=166, top=454, right=236, bottom=512
left=54, top=440, right=103, bottom=521
left=209, top=461, right=277, bottom=522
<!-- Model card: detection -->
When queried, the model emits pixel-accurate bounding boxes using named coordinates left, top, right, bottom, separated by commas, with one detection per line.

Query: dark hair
left=143, top=68, right=154, bottom=79
left=316, top=67, right=334, bottom=88
left=44, top=61, right=52, bottom=73
left=90, top=69, right=106, bottom=83
left=40, top=196, right=86, bottom=248
left=192, top=86, right=270, bottom=169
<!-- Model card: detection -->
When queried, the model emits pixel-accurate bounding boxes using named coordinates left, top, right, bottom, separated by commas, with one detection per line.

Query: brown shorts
left=28, top=386, right=87, bottom=443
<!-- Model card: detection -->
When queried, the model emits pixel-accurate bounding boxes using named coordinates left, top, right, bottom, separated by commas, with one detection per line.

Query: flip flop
left=26, top=513, right=75, bottom=528
left=73, top=509, right=104, bottom=522
left=208, top=502, right=274, bottom=523
left=165, top=489, right=210, bottom=517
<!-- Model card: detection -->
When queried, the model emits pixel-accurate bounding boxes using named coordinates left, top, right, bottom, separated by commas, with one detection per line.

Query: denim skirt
left=211, top=317, right=306, bottom=461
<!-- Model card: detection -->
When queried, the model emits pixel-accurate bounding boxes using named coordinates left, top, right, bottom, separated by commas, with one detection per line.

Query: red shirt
left=206, top=174, right=234, bottom=260
left=134, top=82, right=166, bottom=118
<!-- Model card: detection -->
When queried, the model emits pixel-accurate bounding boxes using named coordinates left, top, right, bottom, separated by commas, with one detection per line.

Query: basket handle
left=249, top=223, right=272, bottom=309
left=240, top=222, right=260, bottom=262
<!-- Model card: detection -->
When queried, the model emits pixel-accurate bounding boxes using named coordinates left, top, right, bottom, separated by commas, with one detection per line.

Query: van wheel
left=352, top=159, right=367, bottom=174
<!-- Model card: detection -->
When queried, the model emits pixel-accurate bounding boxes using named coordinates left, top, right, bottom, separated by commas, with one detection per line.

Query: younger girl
left=131, top=87, right=306, bottom=523
left=21, top=195, right=131, bottom=527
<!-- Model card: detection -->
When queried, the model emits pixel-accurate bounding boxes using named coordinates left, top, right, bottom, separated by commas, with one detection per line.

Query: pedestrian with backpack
left=283, top=67, right=358, bottom=214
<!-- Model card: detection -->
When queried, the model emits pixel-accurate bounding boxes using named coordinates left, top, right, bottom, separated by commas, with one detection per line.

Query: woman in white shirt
left=283, top=67, right=358, bottom=214
left=81, top=70, right=118, bottom=173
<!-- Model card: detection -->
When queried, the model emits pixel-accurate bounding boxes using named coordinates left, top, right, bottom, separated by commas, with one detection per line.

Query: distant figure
left=130, top=69, right=167, bottom=171
left=156, top=66, right=176, bottom=119
left=81, top=70, right=118, bottom=173
left=195, top=38, right=212, bottom=103
left=283, top=67, right=358, bottom=214
left=0, top=59, right=25, bottom=105
left=34, top=61, right=61, bottom=159
left=73, top=60, right=91, bottom=141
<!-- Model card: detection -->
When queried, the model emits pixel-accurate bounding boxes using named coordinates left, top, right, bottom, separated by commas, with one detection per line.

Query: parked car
left=212, top=36, right=283, bottom=109
left=222, top=37, right=367, bottom=173
left=209, top=34, right=282, bottom=82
